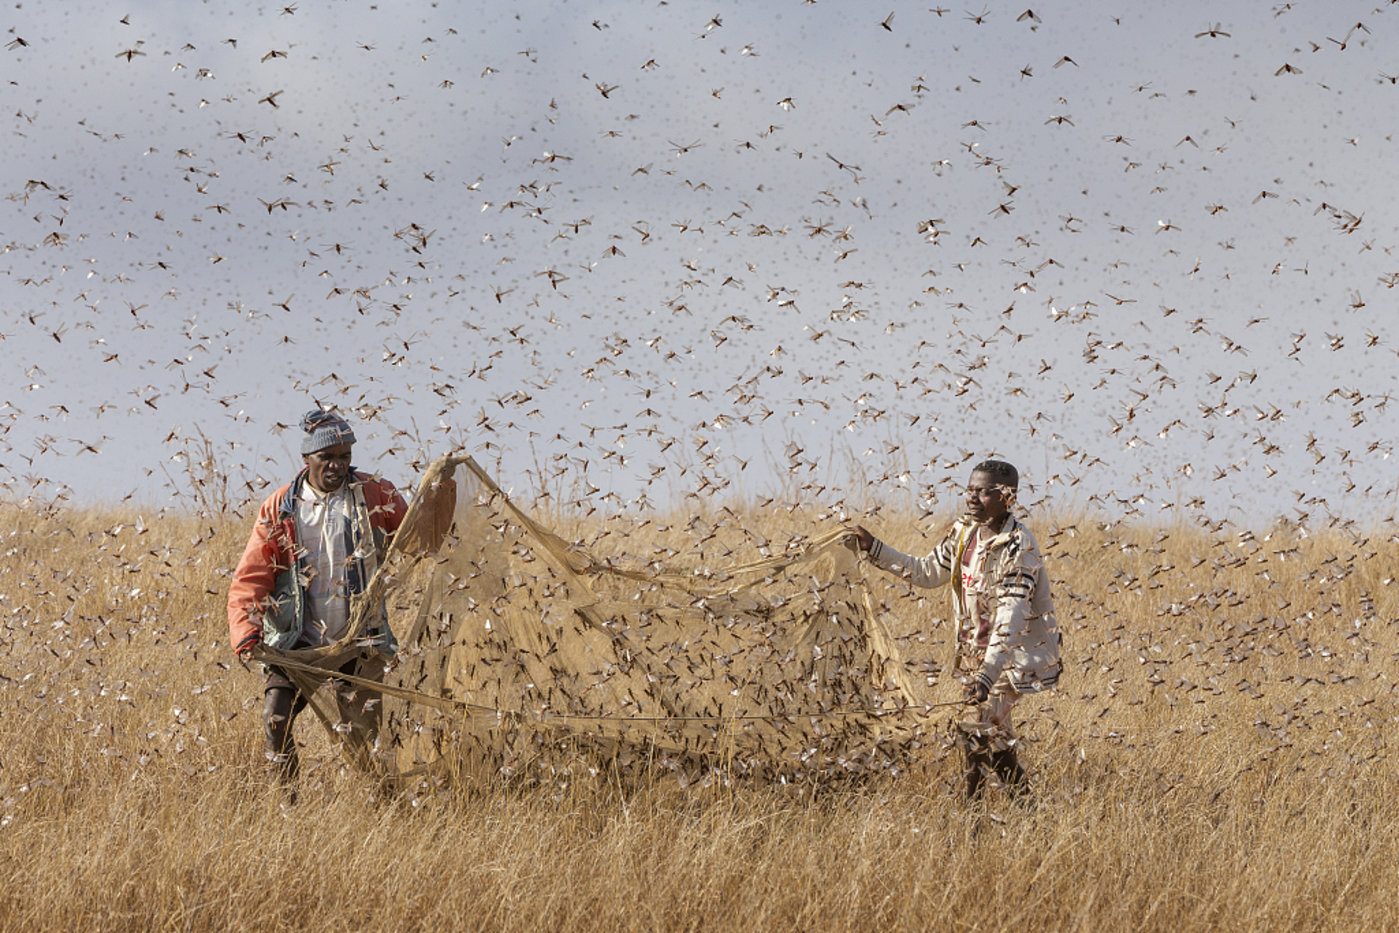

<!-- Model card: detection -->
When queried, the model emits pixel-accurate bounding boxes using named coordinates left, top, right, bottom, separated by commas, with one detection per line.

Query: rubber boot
left=959, top=730, right=993, bottom=801
left=991, top=747, right=1028, bottom=802
left=263, top=685, right=301, bottom=800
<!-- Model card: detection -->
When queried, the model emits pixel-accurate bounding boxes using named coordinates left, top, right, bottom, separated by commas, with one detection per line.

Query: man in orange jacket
left=227, top=409, right=407, bottom=789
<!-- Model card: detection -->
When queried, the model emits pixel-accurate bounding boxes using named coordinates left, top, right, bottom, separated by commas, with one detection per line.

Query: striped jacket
left=867, top=514, right=1061, bottom=695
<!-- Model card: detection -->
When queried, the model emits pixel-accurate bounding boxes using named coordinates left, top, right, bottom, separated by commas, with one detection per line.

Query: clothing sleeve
left=975, top=534, right=1042, bottom=691
left=226, top=499, right=287, bottom=652
left=865, top=527, right=957, bottom=590
left=365, top=475, right=408, bottom=536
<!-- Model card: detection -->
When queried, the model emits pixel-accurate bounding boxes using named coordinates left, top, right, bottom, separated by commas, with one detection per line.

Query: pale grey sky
left=3, top=0, right=1397, bottom=526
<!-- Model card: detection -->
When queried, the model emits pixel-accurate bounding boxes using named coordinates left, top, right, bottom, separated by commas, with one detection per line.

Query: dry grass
left=1, top=500, right=1397, bottom=932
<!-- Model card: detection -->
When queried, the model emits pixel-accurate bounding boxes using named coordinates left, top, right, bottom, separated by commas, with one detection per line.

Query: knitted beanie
left=300, top=408, right=356, bottom=454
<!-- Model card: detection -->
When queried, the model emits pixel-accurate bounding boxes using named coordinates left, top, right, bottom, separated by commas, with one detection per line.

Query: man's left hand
left=963, top=678, right=989, bottom=706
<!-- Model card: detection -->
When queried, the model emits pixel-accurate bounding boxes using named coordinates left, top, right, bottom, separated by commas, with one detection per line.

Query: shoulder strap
left=951, top=522, right=973, bottom=610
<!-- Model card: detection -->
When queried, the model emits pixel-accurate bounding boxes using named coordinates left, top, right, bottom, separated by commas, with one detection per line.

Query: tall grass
left=0, top=500, right=1395, bottom=931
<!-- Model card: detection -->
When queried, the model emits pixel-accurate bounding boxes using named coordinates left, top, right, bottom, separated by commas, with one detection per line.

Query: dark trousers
left=263, top=656, right=383, bottom=781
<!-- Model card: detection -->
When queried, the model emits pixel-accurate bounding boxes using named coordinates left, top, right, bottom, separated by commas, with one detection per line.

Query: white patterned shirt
left=294, top=481, right=355, bottom=646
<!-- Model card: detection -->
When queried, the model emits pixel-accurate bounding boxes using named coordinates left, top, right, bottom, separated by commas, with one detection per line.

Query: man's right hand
left=848, top=525, right=874, bottom=553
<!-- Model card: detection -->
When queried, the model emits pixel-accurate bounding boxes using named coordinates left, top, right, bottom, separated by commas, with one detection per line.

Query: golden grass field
left=1, top=498, right=1396, bottom=932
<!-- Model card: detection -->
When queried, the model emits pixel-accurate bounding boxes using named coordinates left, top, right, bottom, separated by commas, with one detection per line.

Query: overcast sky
left=3, top=0, right=1398, bottom=528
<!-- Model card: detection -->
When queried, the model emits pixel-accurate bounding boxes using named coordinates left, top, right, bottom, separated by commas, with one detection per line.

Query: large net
left=255, top=454, right=940, bottom=786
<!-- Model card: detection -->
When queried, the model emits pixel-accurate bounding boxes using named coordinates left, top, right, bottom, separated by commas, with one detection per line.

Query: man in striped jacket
left=851, top=459, right=1061, bottom=801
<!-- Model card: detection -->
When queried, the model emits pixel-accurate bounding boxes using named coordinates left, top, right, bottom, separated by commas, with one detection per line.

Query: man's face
left=965, top=470, right=1012, bottom=526
left=303, top=442, right=353, bottom=493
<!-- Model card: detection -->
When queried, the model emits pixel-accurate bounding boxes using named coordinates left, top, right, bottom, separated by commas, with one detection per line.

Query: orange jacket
left=227, top=469, right=407, bottom=653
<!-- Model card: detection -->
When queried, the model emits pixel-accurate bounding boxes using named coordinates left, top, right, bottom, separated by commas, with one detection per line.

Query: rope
left=258, top=651, right=968, bottom=726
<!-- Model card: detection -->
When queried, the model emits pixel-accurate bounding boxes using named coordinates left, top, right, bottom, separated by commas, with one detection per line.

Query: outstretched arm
left=849, top=524, right=957, bottom=590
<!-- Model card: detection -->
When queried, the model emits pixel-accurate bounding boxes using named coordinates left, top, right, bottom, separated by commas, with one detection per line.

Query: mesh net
left=257, top=454, right=938, bottom=786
